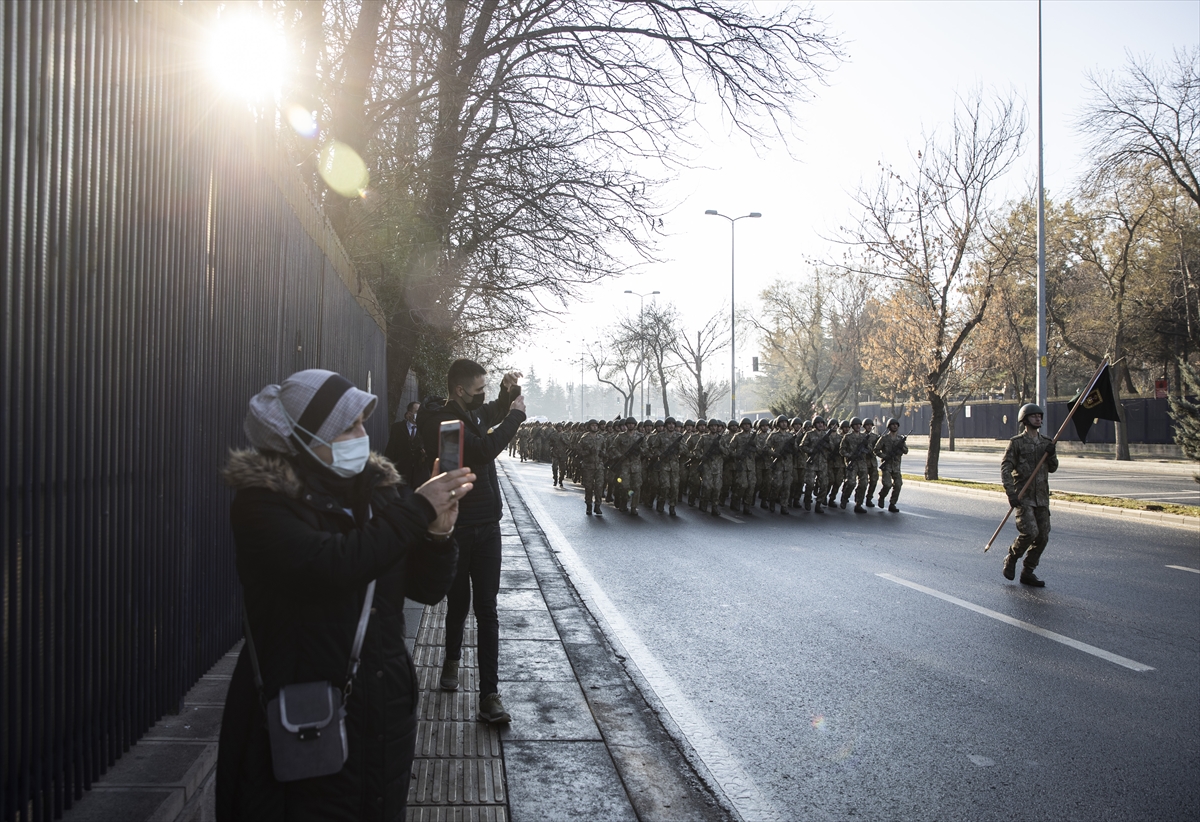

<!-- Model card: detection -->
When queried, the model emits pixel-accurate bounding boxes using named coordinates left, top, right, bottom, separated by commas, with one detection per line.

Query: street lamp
left=623, top=289, right=660, bottom=418
left=704, top=209, right=761, bottom=418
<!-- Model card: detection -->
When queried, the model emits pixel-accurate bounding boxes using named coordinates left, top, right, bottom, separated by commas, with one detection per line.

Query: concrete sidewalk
left=62, top=478, right=725, bottom=822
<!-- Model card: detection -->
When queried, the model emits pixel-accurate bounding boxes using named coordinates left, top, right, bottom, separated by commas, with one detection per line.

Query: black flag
left=1068, top=364, right=1121, bottom=443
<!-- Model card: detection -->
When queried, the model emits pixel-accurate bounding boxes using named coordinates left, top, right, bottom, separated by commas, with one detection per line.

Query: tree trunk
left=386, top=305, right=421, bottom=419
left=1113, top=363, right=1131, bottom=461
left=925, top=389, right=946, bottom=480
left=947, top=407, right=956, bottom=452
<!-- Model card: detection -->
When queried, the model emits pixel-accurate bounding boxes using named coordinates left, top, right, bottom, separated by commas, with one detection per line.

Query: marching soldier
left=839, top=417, right=871, bottom=513
left=799, top=415, right=833, bottom=513
left=578, top=420, right=607, bottom=516
left=548, top=422, right=565, bottom=486
left=607, top=417, right=646, bottom=516
left=863, top=419, right=881, bottom=507
left=729, top=418, right=759, bottom=515
left=825, top=420, right=844, bottom=508
left=765, top=416, right=795, bottom=514
left=789, top=417, right=806, bottom=509
left=719, top=420, right=739, bottom=508
left=650, top=417, right=685, bottom=516
left=874, top=418, right=908, bottom=513
left=754, top=419, right=773, bottom=509
left=1000, top=403, right=1059, bottom=587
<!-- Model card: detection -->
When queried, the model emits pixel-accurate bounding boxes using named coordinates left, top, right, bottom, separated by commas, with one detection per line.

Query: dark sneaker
left=478, top=693, right=511, bottom=724
left=1020, top=571, right=1045, bottom=587
left=1003, top=555, right=1017, bottom=581
left=440, top=659, right=460, bottom=691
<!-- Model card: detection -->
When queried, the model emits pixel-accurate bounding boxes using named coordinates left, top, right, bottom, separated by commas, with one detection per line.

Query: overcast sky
left=504, top=0, right=1199, bottom=391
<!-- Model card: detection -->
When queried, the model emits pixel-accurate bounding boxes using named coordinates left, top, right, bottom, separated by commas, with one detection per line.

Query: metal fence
left=857, top=397, right=1178, bottom=444
left=1, top=3, right=388, bottom=821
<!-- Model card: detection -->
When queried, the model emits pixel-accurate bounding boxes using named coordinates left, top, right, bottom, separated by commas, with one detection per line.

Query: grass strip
left=901, top=474, right=1200, bottom=519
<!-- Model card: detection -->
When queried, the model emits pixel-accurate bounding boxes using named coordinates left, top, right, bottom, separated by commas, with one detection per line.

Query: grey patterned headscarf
left=244, top=369, right=377, bottom=454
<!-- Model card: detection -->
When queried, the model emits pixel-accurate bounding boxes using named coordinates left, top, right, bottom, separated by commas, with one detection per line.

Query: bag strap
left=343, top=580, right=376, bottom=696
left=241, top=579, right=377, bottom=703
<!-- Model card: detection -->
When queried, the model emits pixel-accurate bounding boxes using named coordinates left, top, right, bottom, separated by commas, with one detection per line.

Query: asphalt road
left=907, top=447, right=1200, bottom=507
left=501, top=456, right=1200, bottom=822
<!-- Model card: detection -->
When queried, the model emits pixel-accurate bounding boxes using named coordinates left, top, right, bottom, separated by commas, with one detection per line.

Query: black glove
left=1007, top=492, right=1021, bottom=509
left=1045, top=440, right=1056, bottom=455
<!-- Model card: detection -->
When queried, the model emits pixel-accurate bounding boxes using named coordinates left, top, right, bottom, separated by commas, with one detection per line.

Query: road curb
left=904, top=478, right=1200, bottom=530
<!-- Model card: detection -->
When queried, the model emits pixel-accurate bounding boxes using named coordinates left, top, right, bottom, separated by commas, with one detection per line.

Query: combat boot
left=767, top=502, right=775, bottom=513
left=586, top=504, right=592, bottom=516
left=760, top=499, right=769, bottom=510
left=1002, top=554, right=1017, bottom=580
left=888, top=503, right=900, bottom=513
left=854, top=503, right=867, bottom=513
left=630, top=507, right=639, bottom=517
left=742, top=503, right=751, bottom=515
left=878, top=492, right=886, bottom=508
left=780, top=506, right=790, bottom=515
left=804, top=498, right=812, bottom=511
left=839, top=498, right=848, bottom=509
left=594, top=505, right=603, bottom=517
left=669, top=505, right=677, bottom=517
left=711, top=505, right=721, bottom=518
left=866, top=498, right=876, bottom=508
left=814, top=502, right=825, bottom=513
left=657, top=501, right=665, bottom=513
left=1019, top=570, right=1045, bottom=587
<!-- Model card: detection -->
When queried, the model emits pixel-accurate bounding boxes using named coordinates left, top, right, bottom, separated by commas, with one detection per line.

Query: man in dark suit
left=384, top=401, right=427, bottom=486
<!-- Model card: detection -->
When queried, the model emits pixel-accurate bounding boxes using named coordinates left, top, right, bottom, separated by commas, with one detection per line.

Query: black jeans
left=443, top=521, right=502, bottom=696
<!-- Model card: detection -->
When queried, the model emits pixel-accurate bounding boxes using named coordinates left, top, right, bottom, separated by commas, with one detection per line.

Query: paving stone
left=499, top=555, right=534, bottom=576
left=497, top=640, right=575, bottom=681
left=496, top=680, right=601, bottom=742
left=101, top=740, right=216, bottom=800
left=408, top=807, right=508, bottom=822
left=409, top=757, right=506, bottom=806
left=416, top=720, right=503, bottom=759
left=496, top=589, right=549, bottom=612
left=499, top=608, right=559, bottom=641
left=505, top=740, right=637, bottom=822
left=182, top=677, right=232, bottom=706
left=498, top=568, right=538, bottom=589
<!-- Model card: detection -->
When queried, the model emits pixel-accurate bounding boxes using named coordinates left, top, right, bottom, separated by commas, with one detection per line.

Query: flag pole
left=984, top=359, right=1110, bottom=552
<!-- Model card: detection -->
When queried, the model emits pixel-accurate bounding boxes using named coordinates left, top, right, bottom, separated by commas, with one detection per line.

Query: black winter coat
left=417, top=387, right=524, bottom=527
left=216, top=450, right=457, bottom=822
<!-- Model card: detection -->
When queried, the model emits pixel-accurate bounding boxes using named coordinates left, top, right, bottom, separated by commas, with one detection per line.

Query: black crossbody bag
left=243, top=580, right=376, bottom=782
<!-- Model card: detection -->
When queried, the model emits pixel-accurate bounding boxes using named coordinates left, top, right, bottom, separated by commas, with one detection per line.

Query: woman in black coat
left=216, top=370, right=474, bottom=822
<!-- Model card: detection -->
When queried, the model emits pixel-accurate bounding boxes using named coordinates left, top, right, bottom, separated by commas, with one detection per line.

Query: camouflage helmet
left=740, top=417, right=753, bottom=427
left=774, top=415, right=789, bottom=427
left=728, top=420, right=739, bottom=430
left=812, top=415, right=826, bottom=427
left=586, top=418, right=599, bottom=427
left=840, top=419, right=851, bottom=430
left=683, top=419, right=695, bottom=428
left=850, top=417, right=862, bottom=428
left=863, top=418, right=875, bottom=428
left=625, top=416, right=636, bottom=426
left=708, top=418, right=723, bottom=428
left=757, top=418, right=772, bottom=430
left=1018, top=403, right=1044, bottom=423
left=665, top=416, right=677, bottom=427
left=887, top=417, right=900, bottom=429
left=802, top=419, right=813, bottom=430
left=790, top=417, right=803, bottom=427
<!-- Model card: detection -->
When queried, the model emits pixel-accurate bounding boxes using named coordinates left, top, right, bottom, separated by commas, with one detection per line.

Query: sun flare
left=207, top=11, right=287, bottom=102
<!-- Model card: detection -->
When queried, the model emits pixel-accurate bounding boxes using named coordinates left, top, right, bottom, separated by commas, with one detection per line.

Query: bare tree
left=672, top=310, right=730, bottom=420
left=835, top=91, right=1026, bottom=479
left=1080, top=47, right=1200, bottom=208
left=617, top=302, right=682, bottom=418
left=306, top=0, right=841, bottom=412
left=586, top=342, right=638, bottom=418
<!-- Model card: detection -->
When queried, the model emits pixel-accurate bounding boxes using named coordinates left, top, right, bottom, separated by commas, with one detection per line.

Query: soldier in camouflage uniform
left=788, top=418, right=806, bottom=508
left=799, top=415, right=833, bottom=513
left=824, top=420, right=842, bottom=507
left=683, top=420, right=703, bottom=507
left=1000, top=403, right=1059, bottom=587
left=728, top=418, right=759, bottom=515
left=754, top=419, right=773, bottom=510
left=603, top=420, right=618, bottom=503
left=839, top=417, right=871, bottom=513
left=642, top=420, right=662, bottom=510
left=649, top=417, right=684, bottom=516
left=608, top=417, right=647, bottom=516
left=862, top=419, right=880, bottom=507
left=693, top=419, right=725, bottom=516
left=874, top=418, right=908, bottom=513
left=548, top=423, right=565, bottom=486
left=577, top=420, right=607, bottom=516
left=719, top=420, right=739, bottom=507
left=765, top=416, right=796, bottom=515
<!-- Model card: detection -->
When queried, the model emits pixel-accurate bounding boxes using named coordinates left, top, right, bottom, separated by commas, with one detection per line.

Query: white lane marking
left=896, top=510, right=933, bottom=519
left=508, top=469, right=782, bottom=822
left=876, top=573, right=1154, bottom=673
left=1166, top=565, right=1200, bottom=574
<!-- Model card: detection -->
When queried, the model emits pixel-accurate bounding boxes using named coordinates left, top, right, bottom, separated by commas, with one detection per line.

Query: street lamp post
left=704, top=209, right=761, bottom=419
left=623, top=289, right=660, bottom=418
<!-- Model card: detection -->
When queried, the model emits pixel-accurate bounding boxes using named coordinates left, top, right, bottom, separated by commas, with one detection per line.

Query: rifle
left=604, top=433, right=645, bottom=470
left=802, top=429, right=831, bottom=465
left=649, top=433, right=684, bottom=471
left=685, top=435, right=724, bottom=471
left=769, top=434, right=798, bottom=467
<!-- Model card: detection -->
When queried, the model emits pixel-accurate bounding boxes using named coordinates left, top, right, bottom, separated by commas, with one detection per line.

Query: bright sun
left=207, top=11, right=287, bottom=101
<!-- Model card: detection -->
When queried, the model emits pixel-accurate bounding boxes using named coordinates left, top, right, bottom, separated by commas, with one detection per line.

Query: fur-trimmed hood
left=222, top=449, right=402, bottom=497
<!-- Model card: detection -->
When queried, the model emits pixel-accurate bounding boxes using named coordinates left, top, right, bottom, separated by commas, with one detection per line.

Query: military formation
left=510, top=414, right=910, bottom=518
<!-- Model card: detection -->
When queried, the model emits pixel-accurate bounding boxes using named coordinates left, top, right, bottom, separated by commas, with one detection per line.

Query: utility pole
left=704, top=209, right=761, bottom=419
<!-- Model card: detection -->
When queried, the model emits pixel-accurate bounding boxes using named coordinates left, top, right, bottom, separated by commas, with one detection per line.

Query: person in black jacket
left=418, top=359, right=526, bottom=723
left=384, top=401, right=426, bottom=486
left=216, top=369, right=475, bottom=822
